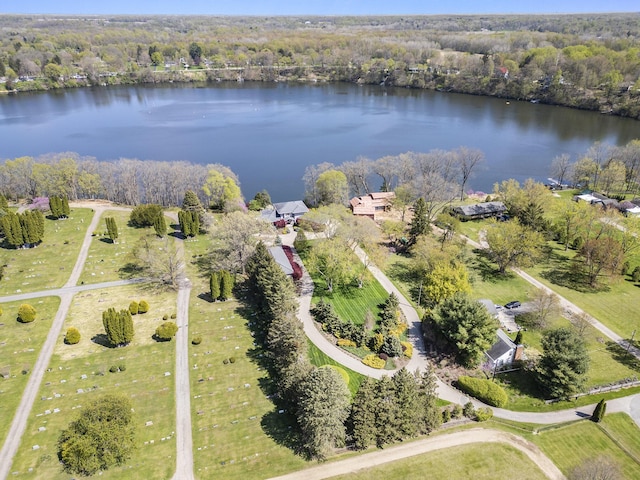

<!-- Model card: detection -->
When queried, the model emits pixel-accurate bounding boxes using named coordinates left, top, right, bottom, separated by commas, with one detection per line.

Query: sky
left=1, top=0, right=638, bottom=16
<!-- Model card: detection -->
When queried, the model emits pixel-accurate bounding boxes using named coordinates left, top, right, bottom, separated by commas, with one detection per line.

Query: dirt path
left=267, top=428, right=565, bottom=480
left=0, top=207, right=103, bottom=480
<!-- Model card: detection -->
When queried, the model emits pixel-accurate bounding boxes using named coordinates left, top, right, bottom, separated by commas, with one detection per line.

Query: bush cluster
left=17, top=304, right=37, bottom=323
left=457, top=376, right=508, bottom=408
left=129, top=204, right=163, bottom=227
left=337, top=338, right=357, bottom=347
left=474, top=407, right=494, bottom=422
left=109, top=364, right=126, bottom=373
left=401, top=341, right=413, bottom=358
left=222, top=357, right=236, bottom=364
left=191, top=336, right=202, bottom=345
left=311, top=300, right=365, bottom=346
left=362, top=354, right=386, bottom=369
left=155, top=321, right=178, bottom=341
left=65, top=327, right=81, bottom=345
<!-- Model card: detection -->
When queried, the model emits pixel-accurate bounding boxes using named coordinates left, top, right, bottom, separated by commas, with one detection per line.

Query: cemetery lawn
left=188, top=294, right=307, bottom=480
left=0, top=297, right=60, bottom=448
left=0, top=208, right=94, bottom=295
left=78, top=209, right=140, bottom=285
left=9, top=334, right=177, bottom=479
left=329, top=442, right=548, bottom=480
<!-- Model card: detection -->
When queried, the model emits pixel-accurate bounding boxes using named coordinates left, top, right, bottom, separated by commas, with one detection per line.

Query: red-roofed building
left=349, top=192, right=395, bottom=220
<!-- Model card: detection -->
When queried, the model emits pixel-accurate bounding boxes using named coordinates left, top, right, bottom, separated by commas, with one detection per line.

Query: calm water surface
left=1, top=83, right=639, bottom=201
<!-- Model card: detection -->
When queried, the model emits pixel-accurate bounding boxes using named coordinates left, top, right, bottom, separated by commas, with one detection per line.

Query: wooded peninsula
left=1, top=13, right=640, bottom=118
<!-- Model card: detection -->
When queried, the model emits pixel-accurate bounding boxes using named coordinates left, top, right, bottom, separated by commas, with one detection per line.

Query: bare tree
left=372, top=155, right=399, bottom=192
left=130, top=235, right=184, bottom=289
left=303, top=162, right=334, bottom=207
left=455, top=146, right=484, bottom=200
left=530, top=288, right=560, bottom=329
left=550, top=153, right=573, bottom=187
left=568, top=456, right=622, bottom=480
left=340, top=156, right=372, bottom=196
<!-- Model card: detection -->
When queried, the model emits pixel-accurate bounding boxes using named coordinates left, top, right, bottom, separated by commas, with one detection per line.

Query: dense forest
left=1, top=13, right=640, bottom=118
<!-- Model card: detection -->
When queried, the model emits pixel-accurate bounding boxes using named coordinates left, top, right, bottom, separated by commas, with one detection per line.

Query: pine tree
left=350, top=377, right=379, bottom=450
left=408, top=197, right=429, bottom=243
left=49, top=196, right=61, bottom=218
left=514, top=330, right=523, bottom=345
left=0, top=193, right=8, bottom=211
left=219, top=270, right=234, bottom=300
left=105, top=217, right=118, bottom=243
left=591, top=399, right=607, bottom=423
left=102, top=308, right=134, bottom=347
left=392, top=368, right=420, bottom=439
left=210, top=271, right=220, bottom=301
left=62, top=196, right=70, bottom=217
left=153, top=214, right=166, bottom=237
left=374, top=376, right=399, bottom=447
left=293, top=229, right=309, bottom=254
left=418, top=366, right=442, bottom=433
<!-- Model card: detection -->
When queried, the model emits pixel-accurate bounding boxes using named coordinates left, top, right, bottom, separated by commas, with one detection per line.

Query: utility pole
left=627, top=329, right=636, bottom=353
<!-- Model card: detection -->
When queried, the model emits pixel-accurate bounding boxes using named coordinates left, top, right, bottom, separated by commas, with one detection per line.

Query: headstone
left=38, top=427, right=46, bottom=432
left=32, top=445, right=40, bottom=451
left=164, top=372, right=171, bottom=376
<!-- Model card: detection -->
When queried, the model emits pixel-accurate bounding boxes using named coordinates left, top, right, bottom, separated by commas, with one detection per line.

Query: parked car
left=504, top=301, right=521, bottom=309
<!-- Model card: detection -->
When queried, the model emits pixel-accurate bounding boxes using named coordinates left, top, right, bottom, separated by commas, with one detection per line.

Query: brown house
left=349, top=192, right=395, bottom=220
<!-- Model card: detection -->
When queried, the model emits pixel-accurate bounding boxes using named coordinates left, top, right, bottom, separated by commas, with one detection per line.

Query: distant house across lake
left=349, top=192, right=395, bottom=220
left=452, top=201, right=506, bottom=221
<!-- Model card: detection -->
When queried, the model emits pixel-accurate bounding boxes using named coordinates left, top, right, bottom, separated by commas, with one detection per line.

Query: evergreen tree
left=0, top=212, right=23, bottom=247
left=181, top=190, right=205, bottom=225
left=153, top=214, right=166, bottom=237
left=297, top=366, right=351, bottom=460
left=219, top=270, right=234, bottom=300
left=374, top=376, right=399, bottom=447
left=350, top=377, right=379, bottom=450
left=0, top=193, right=8, bottom=211
left=102, top=308, right=134, bottom=347
left=418, top=366, right=442, bottom=433
left=293, top=229, right=309, bottom=254
left=49, top=196, right=61, bottom=218
left=62, top=196, right=70, bottom=217
left=210, top=271, right=220, bottom=301
left=408, top=197, right=429, bottom=243
left=514, top=330, right=523, bottom=345
left=591, top=399, right=606, bottom=423
left=392, top=368, right=420, bottom=439
left=105, top=217, right=118, bottom=243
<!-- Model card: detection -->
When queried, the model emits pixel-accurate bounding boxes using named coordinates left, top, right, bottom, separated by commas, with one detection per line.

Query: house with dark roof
left=485, top=329, right=520, bottom=370
left=349, top=192, right=395, bottom=219
left=260, top=200, right=309, bottom=224
left=452, top=201, right=507, bottom=221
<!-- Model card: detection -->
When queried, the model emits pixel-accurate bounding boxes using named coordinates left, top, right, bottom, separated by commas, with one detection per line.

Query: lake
left=1, top=82, right=639, bottom=202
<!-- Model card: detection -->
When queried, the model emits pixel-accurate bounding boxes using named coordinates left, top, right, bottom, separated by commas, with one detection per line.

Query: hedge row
left=457, top=376, right=508, bottom=408
left=362, top=354, right=385, bottom=369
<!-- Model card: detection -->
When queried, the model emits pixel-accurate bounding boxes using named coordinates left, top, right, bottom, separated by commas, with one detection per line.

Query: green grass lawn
left=0, top=297, right=60, bottom=448
left=307, top=341, right=365, bottom=396
left=184, top=236, right=308, bottom=480
left=533, top=414, right=640, bottom=478
left=9, top=335, right=176, bottom=479
left=78, top=210, right=174, bottom=285
left=328, top=442, right=548, bottom=480
left=0, top=208, right=94, bottom=294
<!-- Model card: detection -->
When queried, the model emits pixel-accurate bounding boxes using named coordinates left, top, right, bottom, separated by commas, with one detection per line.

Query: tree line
left=1, top=13, right=640, bottom=118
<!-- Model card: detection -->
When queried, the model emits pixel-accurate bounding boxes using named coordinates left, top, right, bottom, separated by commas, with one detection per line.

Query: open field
left=0, top=297, right=60, bottom=448
left=328, top=442, right=548, bottom=480
left=533, top=414, right=640, bottom=478
left=0, top=208, right=94, bottom=295
left=9, top=336, right=177, bottom=479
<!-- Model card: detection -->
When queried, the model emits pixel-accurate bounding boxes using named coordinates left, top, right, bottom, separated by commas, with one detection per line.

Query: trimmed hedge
left=401, top=341, right=413, bottom=358
left=457, top=376, right=508, bottom=408
left=17, top=304, right=36, bottom=323
left=129, top=301, right=139, bottom=315
left=362, top=354, right=385, bottom=369
left=65, top=327, right=81, bottom=345
left=337, top=338, right=356, bottom=347
left=138, top=300, right=149, bottom=314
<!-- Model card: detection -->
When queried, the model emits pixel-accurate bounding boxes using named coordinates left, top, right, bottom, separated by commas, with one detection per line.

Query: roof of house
left=454, top=201, right=506, bottom=217
left=486, top=329, right=516, bottom=362
left=268, top=246, right=293, bottom=276
left=350, top=192, right=396, bottom=216
left=259, top=206, right=278, bottom=223
left=273, top=200, right=309, bottom=216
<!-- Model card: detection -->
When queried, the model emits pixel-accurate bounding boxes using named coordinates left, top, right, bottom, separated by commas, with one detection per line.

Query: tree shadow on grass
left=386, top=259, right=421, bottom=301
left=260, top=410, right=304, bottom=457
left=468, top=249, right=513, bottom=283
left=606, top=341, right=640, bottom=372
left=98, top=237, right=115, bottom=244
left=91, top=334, right=113, bottom=348
left=539, top=268, right=610, bottom=294
left=495, top=369, right=546, bottom=400
left=118, top=262, right=145, bottom=279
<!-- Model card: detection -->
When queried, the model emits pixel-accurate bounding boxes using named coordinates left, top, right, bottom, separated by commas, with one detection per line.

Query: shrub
left=378, top=352, right=389, bottom=361
left=129, top=301, right=139, bottom=315
left=337, top=338, right=356, bottom=347
left=118, top=363, right=126, bottom=372
left=401, top=341, right=413, bottom=358
left=163, top=314, right=168, bottom=321
left=442, top=408, right=451, bottom=423
left=138, top=300, right=149, bottom=314
left=170, top=313, right=176, bottom=319
left=155, top=321, right=178, bottom=341
left=592, top=399, right=607, bottom=423
left=191, top=336, right=202, bottom=345
left=17, top=304, right=36, bottom=323
left=457, top=376, right=508, bottom=408
left=65, top=327, right=81, bottom=345
left=129, top=204, right=163, bottom=227
left=229, top=357, right=236, bottom=363
left=223, top=358, right=229, bottom=364
left=381, top=335, right=403, bottom=357
left=369, top=333, right=384, bottom=353
left=362, top=354, right=385, bottom=369
left=109, top=365, right=119, bottom=373
left=475, top=407, right=493, bottom=422
left=633, top=266, right=640, bottom=283
left=463, top=401, right=475, bottom=418
left=451, top=404, right=462, bottom=419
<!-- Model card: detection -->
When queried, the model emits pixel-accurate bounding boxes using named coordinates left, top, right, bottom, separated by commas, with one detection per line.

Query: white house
left=485, top=329, right=521, bottom=370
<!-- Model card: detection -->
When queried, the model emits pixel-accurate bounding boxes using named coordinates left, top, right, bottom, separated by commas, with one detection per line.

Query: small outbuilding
left=485, top=329, right=522, bottom=370
left=268, top=246, right=294, bottom=276
left=452, top=201, right=507, bottom=221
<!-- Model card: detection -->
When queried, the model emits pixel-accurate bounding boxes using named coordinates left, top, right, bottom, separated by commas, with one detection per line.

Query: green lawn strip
left=9, top=342, right=176, bottom=479
left=0, top=208, right=94, bottom=295
left=599, top=413, right=640, bottom=464
left=0, top=297, right=60, bottom=448
left=532, top=416, right=640, bottom=478
left=78, top=210, right=174, bottom=285
left=307, top=341, right=365, bottom=396
left=328, top=442, right=548, bottom=480
left=188, top=295, right=307, bottom=480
